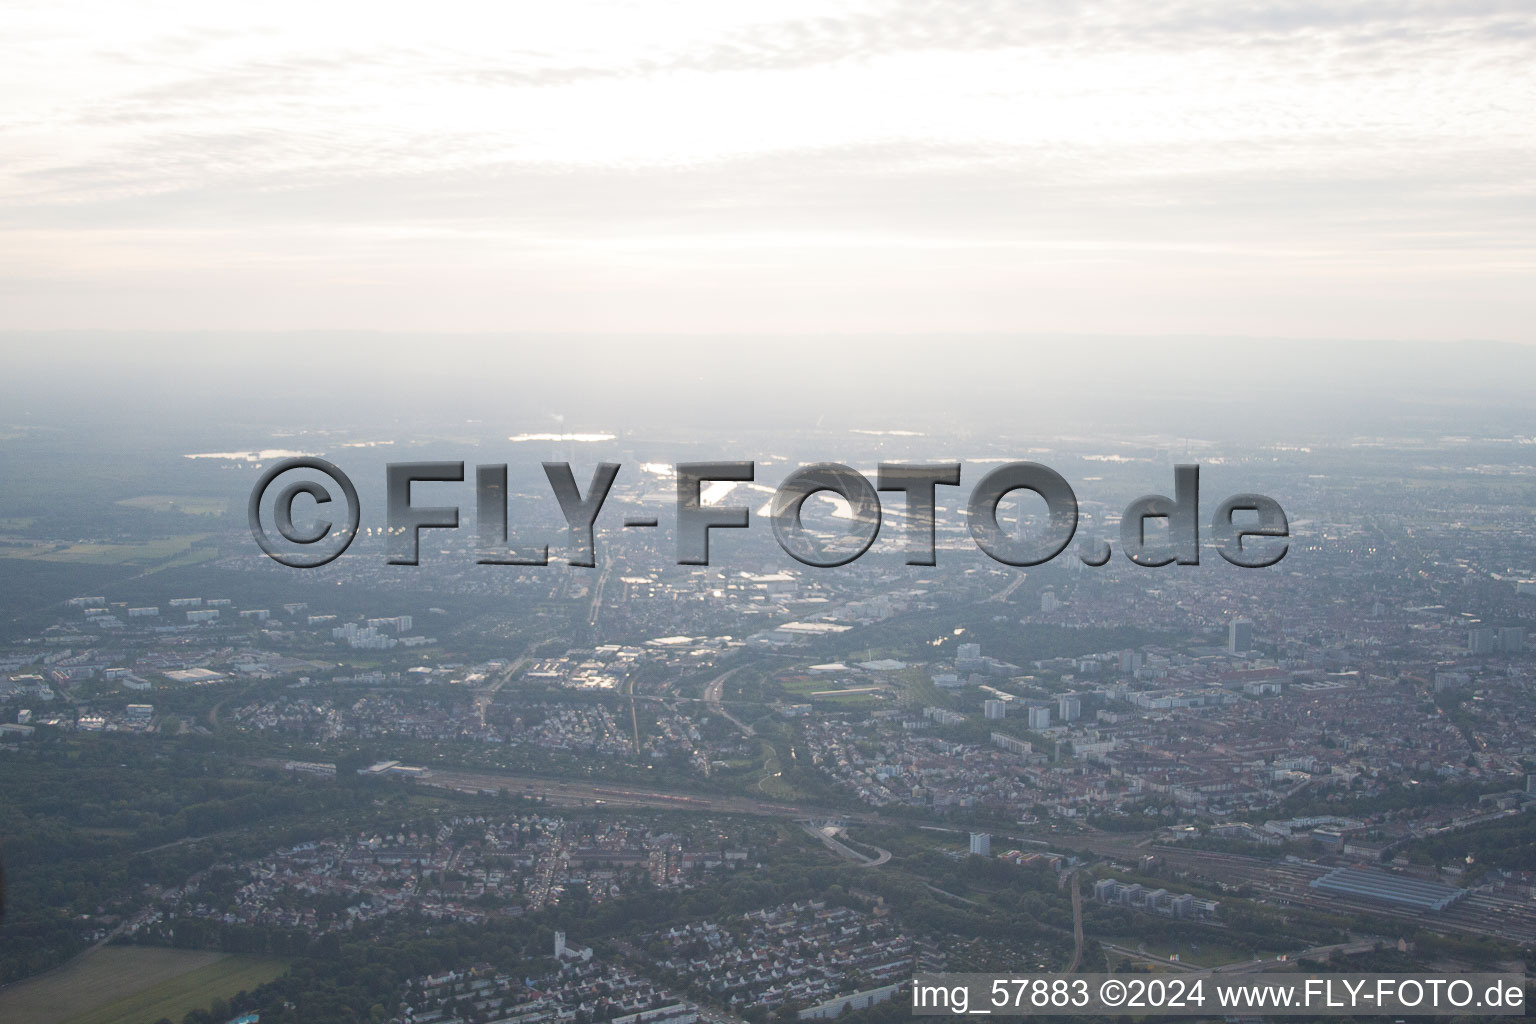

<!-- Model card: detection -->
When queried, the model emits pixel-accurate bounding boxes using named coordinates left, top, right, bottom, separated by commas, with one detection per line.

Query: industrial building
left=1308, top=867, right=1467, bottom=912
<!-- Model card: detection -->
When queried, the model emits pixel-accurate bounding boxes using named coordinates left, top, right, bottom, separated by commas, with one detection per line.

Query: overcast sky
left=2, top=1, right=1533, bottom=341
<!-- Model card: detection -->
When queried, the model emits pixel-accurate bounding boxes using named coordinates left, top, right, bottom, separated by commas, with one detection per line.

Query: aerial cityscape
left=5, top=0, right=1536, bottom=1021
left=1, top=376, right=1534, bottom=1022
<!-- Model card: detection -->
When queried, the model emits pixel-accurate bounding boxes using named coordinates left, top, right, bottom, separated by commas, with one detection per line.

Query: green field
left=899, top=666, right=949, bottom=708
left=0, top=946, right=287, bottom=1024
left=149, top=546, right=221, bottom=572
left=755, top=740, right=799, bottom=799
left=777, top=674, right=886, bottom=706
left=0, top=534, right=214, bottom=566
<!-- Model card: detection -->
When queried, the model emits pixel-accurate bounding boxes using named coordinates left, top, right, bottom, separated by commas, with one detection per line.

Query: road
left=702, top=666, right=754, bottom=737
left=1210, top=939, right=1381, bottom=974
left=756, top=740, right=782, bottom=795
left=799, top=820, right=892, bottom=868
left=924, top=882, right=982, bottom=907
left=473, top=649, right=534, bottom=725
left=587, top=554, right=614, bottom=628
left=1064, top=867, right=1084, bottom=973
left=1101, top=942, right=1199, bottom=973
left=1102, top=938, right=1382, bottom=975
left=702, top=666, right=782, bottom=797
left=988, top=573, right=1027, bottom=603
left=627, top=676, right=641, bottom=755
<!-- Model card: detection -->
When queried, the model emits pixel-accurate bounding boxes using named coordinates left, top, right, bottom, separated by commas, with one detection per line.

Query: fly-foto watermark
left=248, top=459, right=1288, bottom=570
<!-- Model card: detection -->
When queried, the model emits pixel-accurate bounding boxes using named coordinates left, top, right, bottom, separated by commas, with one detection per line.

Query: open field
left=1101, top=934, right=1272, bottom=969
left=0, top=534, right=214, bottom=566
left=898, top=667, right=949, bottom=707
left=777, top=675, right=885, bottom=706
left=148, top=545, right=221, bottom=572
left=115, top=495, right=228, bottom=516
left=64, top=955, right=287, bottom=1024
left=0, top=947, right=286, bottom=1024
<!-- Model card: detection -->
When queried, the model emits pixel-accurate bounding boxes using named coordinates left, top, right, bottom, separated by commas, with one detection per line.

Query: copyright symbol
left=1099, top=980, right=1126, bottom=1008
left=247, top=457, right=360, bottom=568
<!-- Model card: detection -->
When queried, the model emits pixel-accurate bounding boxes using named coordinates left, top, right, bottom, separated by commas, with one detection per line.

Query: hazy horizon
left=3, top=332, right=1533, bottom=445
left=4, top=1, right=1533, bottom=342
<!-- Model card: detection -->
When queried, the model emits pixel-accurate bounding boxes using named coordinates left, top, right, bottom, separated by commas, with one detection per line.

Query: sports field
left=0, top=946, right=287, bottom=1024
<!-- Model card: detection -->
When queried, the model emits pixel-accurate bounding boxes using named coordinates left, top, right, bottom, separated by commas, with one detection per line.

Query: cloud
left=0, top=1, right=1531, bottom=338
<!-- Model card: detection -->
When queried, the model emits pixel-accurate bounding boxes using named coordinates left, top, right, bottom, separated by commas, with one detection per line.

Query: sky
left=2, top=0, right=1533, bottom=341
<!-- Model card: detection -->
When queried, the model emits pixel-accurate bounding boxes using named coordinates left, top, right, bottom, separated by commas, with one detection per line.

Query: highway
left=474, top=649, right=534, bottom=726
left=988, top=573, right=1028, bottom=603
left=587, top=553, right=614, bottom=628
left=799, top=819, right=892, bottom=868
left=702, top=666, right=755, bottom=737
